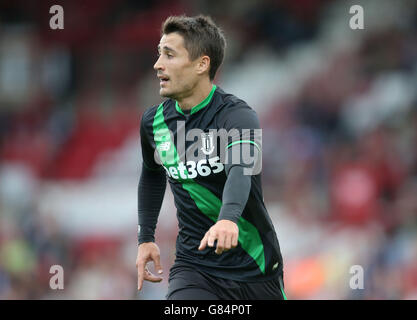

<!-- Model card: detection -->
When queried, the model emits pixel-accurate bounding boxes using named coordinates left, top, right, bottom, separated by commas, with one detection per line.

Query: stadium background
left=0, top=0, right=416, bottom=299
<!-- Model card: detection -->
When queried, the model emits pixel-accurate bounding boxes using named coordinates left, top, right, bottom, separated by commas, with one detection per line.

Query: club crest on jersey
left=158, top=141, right=171, bottom=151
left=201, top=132, right=215, bottom=155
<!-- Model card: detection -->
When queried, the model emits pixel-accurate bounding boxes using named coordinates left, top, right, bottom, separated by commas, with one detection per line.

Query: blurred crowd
left=261, top=22, right=417, bottom=299
left=0, top=0, right=416, bottom=299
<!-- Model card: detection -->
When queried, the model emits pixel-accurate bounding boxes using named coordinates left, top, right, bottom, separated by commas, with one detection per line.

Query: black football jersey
left=139, top=85, right=283, bottom=281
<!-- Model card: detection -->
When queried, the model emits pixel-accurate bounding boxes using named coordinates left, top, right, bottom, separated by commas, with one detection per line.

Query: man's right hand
left=136, top=242, right=163, bottom=291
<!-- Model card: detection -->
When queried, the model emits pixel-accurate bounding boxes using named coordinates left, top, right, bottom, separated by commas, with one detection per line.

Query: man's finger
left=224, top=234, right=232, bottom=251
left=215, top=234, right=225, bottom=255
left=207, top=232, right=217, bottom=247
left=152, top=253, right=163, bottom=274
left=137, top=262, right=145, bottom=291
left=144, top=267, right=163, bottom=283
left=198, top=232, right=209, bottom=251
left=232, top=233, right=238, bottom=248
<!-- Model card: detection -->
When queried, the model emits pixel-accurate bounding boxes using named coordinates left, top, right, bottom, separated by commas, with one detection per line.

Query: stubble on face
left=155, top=33, right=197, bottom=100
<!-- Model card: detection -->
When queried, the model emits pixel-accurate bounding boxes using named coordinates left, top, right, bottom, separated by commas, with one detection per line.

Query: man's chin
left=159, top=88, right=174, bottom=99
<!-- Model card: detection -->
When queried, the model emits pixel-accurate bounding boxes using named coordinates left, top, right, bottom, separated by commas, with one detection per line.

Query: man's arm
left=198, top=144, right=259, bottom=254
left=136, top=110, right=167, bottom=290
left=137, top=109, right=167, bottom=244
left=199, top=104, right=262, bottom=254
left=137, top=164, right=166, bottom=244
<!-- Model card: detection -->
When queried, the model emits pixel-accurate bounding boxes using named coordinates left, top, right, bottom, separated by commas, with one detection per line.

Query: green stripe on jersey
left=153, top=103, right=179, bottom=167
left=182, top=181, right=266, bottom=274
left=152, top=102, right=266, bottom=274
left=226, top=140, right=261, bottom=152
left=281, top=288, right=288, bottom=300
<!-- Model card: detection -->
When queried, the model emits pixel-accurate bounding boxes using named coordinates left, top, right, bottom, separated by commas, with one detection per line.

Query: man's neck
left=176, top=81, right=213, bottom=111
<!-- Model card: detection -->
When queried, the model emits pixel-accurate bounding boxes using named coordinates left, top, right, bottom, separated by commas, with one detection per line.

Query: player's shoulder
left=215, top=87, right=258, bottom=121
left=216, top=87, right=250, bottom=108
left=141, top=104, right=157, bottom=123
left=215, top=87, right=255, bottom=114
left=140, top=100, right=172, bottom=124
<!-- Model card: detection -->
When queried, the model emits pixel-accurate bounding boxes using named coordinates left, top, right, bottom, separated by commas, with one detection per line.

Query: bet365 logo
left=153, top=122, right=263, bottom=176
left=163, top=156, right=224, bottom=180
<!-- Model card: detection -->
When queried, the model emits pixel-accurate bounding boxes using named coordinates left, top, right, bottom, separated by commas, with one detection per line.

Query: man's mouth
left=158, top=75, right=170, bottom=85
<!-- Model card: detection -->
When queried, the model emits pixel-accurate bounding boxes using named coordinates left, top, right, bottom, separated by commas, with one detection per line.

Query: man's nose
left=153, top=56, right=164, bottom=71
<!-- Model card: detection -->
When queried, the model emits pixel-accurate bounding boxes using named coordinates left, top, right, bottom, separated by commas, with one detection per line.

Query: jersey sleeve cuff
left=138, top=225, right=156, bottom=245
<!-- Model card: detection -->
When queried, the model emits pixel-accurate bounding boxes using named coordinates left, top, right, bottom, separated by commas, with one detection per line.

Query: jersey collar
left=175, top=84, right=217, bottom=116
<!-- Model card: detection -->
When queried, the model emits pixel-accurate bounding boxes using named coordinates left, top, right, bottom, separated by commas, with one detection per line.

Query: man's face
left=154, top=32, right=200, bottom=100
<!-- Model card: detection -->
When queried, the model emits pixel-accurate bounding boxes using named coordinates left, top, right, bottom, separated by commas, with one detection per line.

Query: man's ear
left=196, top=55, right=210, bottom=75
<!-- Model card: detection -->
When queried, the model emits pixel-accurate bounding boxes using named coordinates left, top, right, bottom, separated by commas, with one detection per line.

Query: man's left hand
left=198, top=220, right=239, bottom=254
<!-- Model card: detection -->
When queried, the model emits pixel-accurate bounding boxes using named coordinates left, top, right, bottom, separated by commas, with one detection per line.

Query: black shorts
left=166, top=263, right=287, bottom=300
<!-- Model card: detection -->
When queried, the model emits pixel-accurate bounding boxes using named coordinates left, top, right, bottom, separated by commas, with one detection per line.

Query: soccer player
left=136, top=15, right=286, bottom=300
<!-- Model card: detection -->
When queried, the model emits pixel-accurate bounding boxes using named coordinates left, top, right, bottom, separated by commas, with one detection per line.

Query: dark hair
left=162, top=15, right=226, bottom=81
